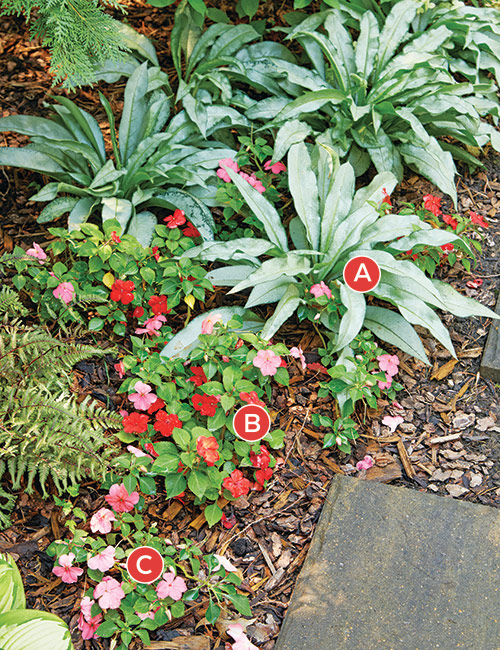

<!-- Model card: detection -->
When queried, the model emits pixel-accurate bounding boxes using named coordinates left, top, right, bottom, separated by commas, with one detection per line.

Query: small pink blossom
left=356, top=455, right=374, bottom=471
left=382, top=415, right=404, bottom=433
left=239, top=172, right=266, bottom=193
left=264, top=160, right=286, bottom=174
left=155, top=571, right=187, bottom=601
left=52, top=552, right=83, bottom=584
left=53, top=281, right=75, bottom=304
left=227, top=624, right=259, bottom=650
left=78, top=611, right=102, bottom=640
left=90, top=507, right=116, bottom=534
left=213, top=554, right=237, bottom=573
left=201, top=313, right=223, bottom=335
left=114, top=361, right=125, bottom=378
left=377, top=376, right=392, bottom=391
left=253, top=349, right=282, bottom=377
left=217, top=158, right=239, bottom=182
left=290, top=346, right=306, bottom=371
left=136, top=610, right=155, bottom=621
left=377, top=354, right=399, bottom=377
left=87, top=546, right=116, bottom=572
left=310, top=281, right=332, bottom=299
left=127, top=445, right=153, bottom=460
left=93, top=576, right=125, bottom=610
left=105, top=483, right=140, bottom=513
left=26, top=242, right=47, bottom=264
left=128, top=381, right=157, bottom=410
left=80, top=596, right=94, bottom=621
left=135, top=314, right=166, bottom=337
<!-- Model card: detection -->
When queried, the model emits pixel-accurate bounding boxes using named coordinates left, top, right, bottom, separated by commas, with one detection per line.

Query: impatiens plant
left=111, top=315, right=288, bottom=525
left=0, top=552, right=74, bottom=650
left=0, top=62, right=235, bottom=245
left=47, top=485, right=252, bottom=650
left=182, top=142, right=496, bottom=362
left=247, top=3, right=500, bottom=200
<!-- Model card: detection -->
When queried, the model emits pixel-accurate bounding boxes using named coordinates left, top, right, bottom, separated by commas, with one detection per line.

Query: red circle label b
left=126, top=546, right=164, bottom=584
left=343, top=256, right=381, bottom=293
left=233, top=405, right=271, bottom=442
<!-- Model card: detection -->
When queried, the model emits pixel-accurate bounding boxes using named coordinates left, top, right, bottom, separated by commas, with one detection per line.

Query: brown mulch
left=1, top=2, right=500, bottom=649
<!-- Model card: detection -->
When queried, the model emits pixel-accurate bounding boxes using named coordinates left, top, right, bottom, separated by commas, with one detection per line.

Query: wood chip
left=189, top=498, right=228, bottom=530
left=430, top=359, right=458, bottom=381
left=397, top=440, right=416, bottom=479
left=429, top=433, right=462, bottom=445
left=145, top=637, right=210, bottom=650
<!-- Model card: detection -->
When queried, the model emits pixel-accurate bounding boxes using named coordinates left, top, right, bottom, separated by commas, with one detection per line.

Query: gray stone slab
left=480, top=292, right=500, bottom=381
left=276, top=475, right=500, bottom=650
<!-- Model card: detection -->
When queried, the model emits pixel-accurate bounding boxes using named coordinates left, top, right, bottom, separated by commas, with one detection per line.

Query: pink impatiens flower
left=382, top=415, right=404, bottom=433
left=377, top=354, right=399, bottom=377
left=135, top=314, right=167, bottom=337
left=26, top=242, right=47, bottom=264
left=310, top=281, right=332, bottom=299
left=90, top=507, right=116, bottom=534
left=53, top=281, right=75, bottom=304
left=201, top=313, right=223, bottom=335
left=114, top=361, right=125, bottom=378
left=52, top=552, right=83, bottom=584
left=227, top=624, right=259, bottom=650
left=217, top=158, right=239, bottom=182
left=264, top=160, right=286, bottom=174
left=213, top=554, right=237, bottom=573
left=290, top=346, right=307, bottom=370
left=128, top=381, right=157, bottom=410
left=155, top=571, right=187, bottom=601
left=378, top=376, right=393, bottom=391
left=356, top=455, right=374, bottom=471
left=127, top=445, right=153, bottom=460
left=105, top=483, right=140, bottom=513
left=78, top=600, right=102, bottom=641
left=80, top=596, right=94, bottom=621
left=239, top=172, right=266, bottom=193
left=87, top=546, right=116, bottom=572
left=93, top=576, right=125, bottom=610
left=253, top=349, right=282, bottom=377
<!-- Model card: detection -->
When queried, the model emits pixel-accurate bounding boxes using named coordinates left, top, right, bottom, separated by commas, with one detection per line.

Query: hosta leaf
left=0, top=116, right=73, bottom=142
left=0, top=148, right=65, bottom=176
left=272, top=119, right=313, bottom=164
left=334, top=283, right=366, bottom=351
left=320, top=162, right=355, bottom=253
left=431, top=279, right=499, bottom=320
left=148, top=189, right=215, bottom=241
left=67, top=198, right=96, bottom=231
left=0, top=609, right=74, bottom=650
left=182, top=238, right=274, bottom=263
left=117, top=22, right=159, bottom=65
left=355, top=11, right=380, bottom=81
left=161, top=307, right=263, bottom=359
left=261, top=283, right=302, bottom=340
left=127, top=211, right=157, bottom=247
left=229, top=255, right=310, bottom=295
left=54, top=97, right=106, bottom=162
left=288, top=143, right=320, bottom=250
left=224, top=166, right=288, bottom=251
left=0, top=553, right=25, bottom=613
left=119, top=62, right=149, bottom=164
left=351, top=171, right=398, bottom=211
left=246, top=278, right=292, bottom=309
left=206, top=265, right=256, bottom=287
left=376, top=0, right=419, bottom=75
left=101, top=197, right=133, bottom=232
left=364, top=305, right=429, bottom=364
left=270, top=89, right=345, bottom=125
left=399, top=138, right=457, bottom=204
left=38, top=197, right=79, bottom=224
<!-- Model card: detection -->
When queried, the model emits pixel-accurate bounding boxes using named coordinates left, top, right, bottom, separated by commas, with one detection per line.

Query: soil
left=0, top=2, right=500, bottom=650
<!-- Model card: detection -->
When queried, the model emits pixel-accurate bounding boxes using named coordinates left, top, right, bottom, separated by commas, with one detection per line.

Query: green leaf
left=271, top=89, right=345, bottom=124
left=0, top=610, right=74, bottom=648
left=38, top=197, right=79, bottom=223
left=320, top=162, right=355, bottom=253
left=0, top=553, right=26, bottom=613
left=241, top=0, right=259, bottom=18
left=173, top=427, right=191, bottom=450
left=376, top=0, right=419, bottom=75
left=288, top=143, right=320, bottom=250
left=68, top=197, right=96, bottom=231
left=0, top=148, right=65, bottom=176
left=431, top=278, right=499, bottom=320
left=154, top=453, right=182, bottom=473
left=334, top=283, right=366, bottom=351
left=204, top=502, right=223, bottom=527
left=0, top=115, right=73, bottom=142
left=96, top=619, right=120, bottom=638
left=399, top=138, right=457, bottom=204
left=355, top=11, right=379, bottom=80
left=127, top=210, right=157, bottom=247
left=116, top=22, right=159, bottom=65
left=226, top=592, right=252, bottom=616
left=364, top=305, right=429, bottom=364
left=261, top=283, right=301, bottom=340
left=101, top=198, right=133, bottom=231
left=188, top=470, right=209, bottom=498
left=206, top=599, right=221, bottom=624
left=165, top=473, right=186, bottom=498
left=223, top=166, right=288, bottom=251
left=119, top=62, right=149, bottom=164
left=272, top=119, right=313, bottom=165
left=229, top=255, right=310, bottom=295
left=88, top=318, right=104, bottom=331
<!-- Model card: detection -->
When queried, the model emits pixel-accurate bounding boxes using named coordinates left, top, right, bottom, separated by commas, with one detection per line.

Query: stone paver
left=276, top=475, right=500, bottom=650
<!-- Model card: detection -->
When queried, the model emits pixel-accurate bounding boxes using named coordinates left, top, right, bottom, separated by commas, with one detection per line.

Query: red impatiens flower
left=188, top=366, right=208, bottom=387
left=133, top=306, right=144, bottom=318
left=154, top=411, right=183, bottom=437
left=164, top=209, right=186, bottom=229
left=110, top=279, right=135, bottom=305
left=183, top=222, right=201, bottom=238
left=148, top=295, right=170, bottom=315
left=235, top=338, right=244, bottom=350
left=122, top=412, right=149, bottom=434
left=152, top=246, right=160, bottom=262
left=144, top=442, right=159, bottom=458
left=307, top=362, right=329, bottom=374
left=470, top=211, right=489, bottom=228
left=442, top=214, right=458, bottom=230
left=111, top=231, right=121, bottom=243
left=240, top=391, right=265, bottom=407
left=381, top=188, right=392, bottom=207
left=440, top=243, right=454, bottom=253
left=223, top=469, right=251, bottom=498
left=196, top=436, right=219, bottom=466
left=250, top=445, right=270, bottom=469
left=423, top=194, right=442, bottom=216
left=221, top=513, right=237, bottom=529
left=147, top=398, right=166, bottom=414
left=255, top=467, right=273, bottom=486
left=192, top=394, right=218, bottom=417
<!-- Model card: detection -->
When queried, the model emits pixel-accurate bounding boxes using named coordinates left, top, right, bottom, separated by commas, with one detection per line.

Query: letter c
left=137, top=554, right=153, bottom=575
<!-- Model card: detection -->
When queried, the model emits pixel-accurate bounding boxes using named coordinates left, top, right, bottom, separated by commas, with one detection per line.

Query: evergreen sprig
left=0, top=0, right=129, bottom=88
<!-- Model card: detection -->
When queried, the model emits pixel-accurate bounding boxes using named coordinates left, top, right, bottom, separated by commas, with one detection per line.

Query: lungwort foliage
left=239, top=2, right=500, bottom=201
left=183, top=142, right=497, bottom=360
left=0, top=63, right=235, bottom=245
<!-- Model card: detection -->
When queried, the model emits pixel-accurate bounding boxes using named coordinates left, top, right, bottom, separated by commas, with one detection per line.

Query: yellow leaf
left=103, top=272, right=115, bottom=289
left=184, top=295, right=195, bottom=309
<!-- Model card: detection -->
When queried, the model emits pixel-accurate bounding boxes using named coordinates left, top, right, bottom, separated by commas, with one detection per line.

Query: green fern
left=0, top=287, right=28, bottom=317
left=0, top=287, right=122, bottom=527
left=0, top=0, right=129, bottom=88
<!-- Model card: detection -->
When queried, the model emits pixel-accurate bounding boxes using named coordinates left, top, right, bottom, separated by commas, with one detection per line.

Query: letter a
left=354, top=263, right=371, bottom=283
left=245, top=414, right=260, bottom=433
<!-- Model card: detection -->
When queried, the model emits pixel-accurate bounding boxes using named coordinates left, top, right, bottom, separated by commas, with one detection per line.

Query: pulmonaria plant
left=47, top=485, right=251, bottom=650
left=0, top=217, right=211, bottom=337
left=112, top=317, right=289, bottom=526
